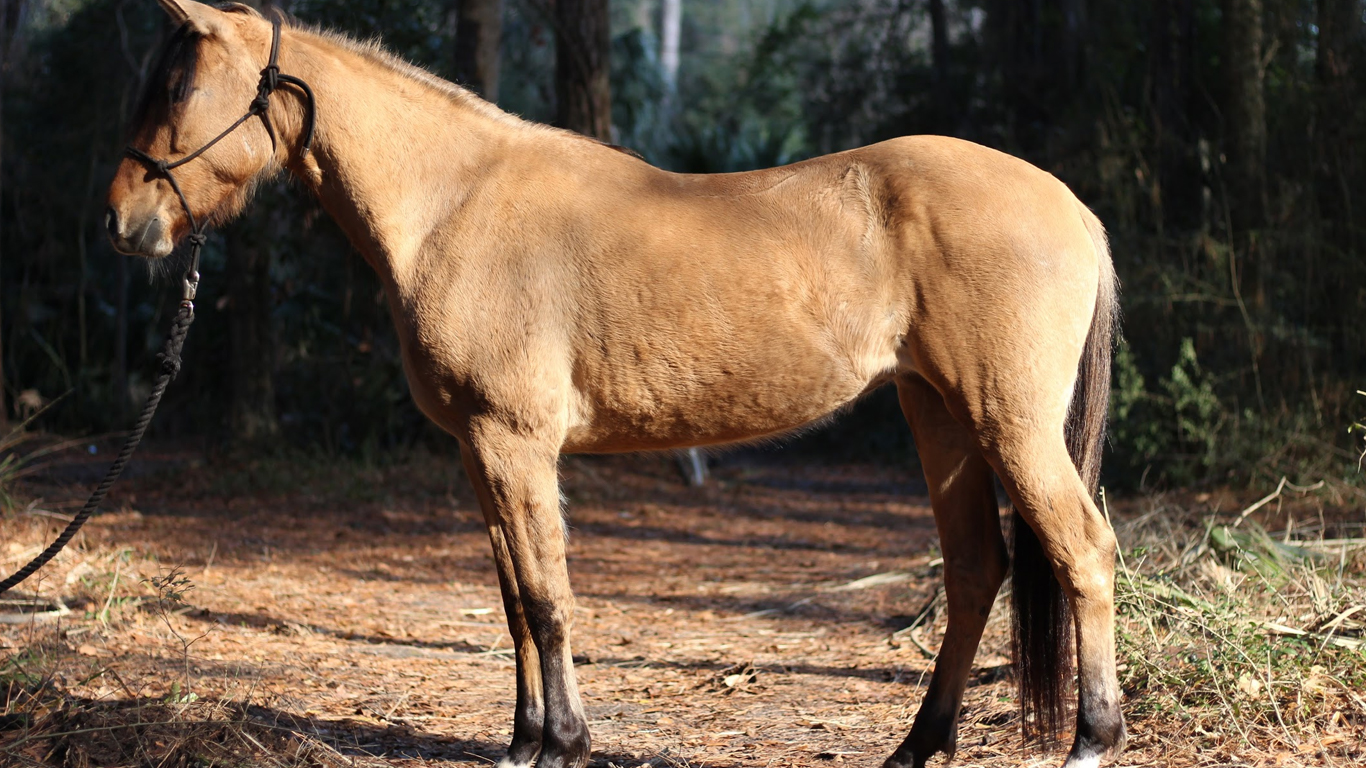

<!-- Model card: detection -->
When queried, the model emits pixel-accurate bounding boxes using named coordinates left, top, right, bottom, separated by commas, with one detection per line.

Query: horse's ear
left=156, top=0, right=218, bottom=34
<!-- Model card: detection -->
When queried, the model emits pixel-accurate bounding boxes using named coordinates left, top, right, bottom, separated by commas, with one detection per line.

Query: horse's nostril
left=105, top=207, right=119, bottom=239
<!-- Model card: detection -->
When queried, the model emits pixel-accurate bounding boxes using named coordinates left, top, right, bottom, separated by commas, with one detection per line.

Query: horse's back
left=427, top=133, right=1106, bottom=452
left=520, top=142, right=910, bottom=451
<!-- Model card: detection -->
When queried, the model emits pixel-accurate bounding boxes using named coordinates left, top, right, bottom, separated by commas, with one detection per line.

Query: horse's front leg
left=461, top=424, right=590, bottom=768
left=462, top=448, right=546, bottom=768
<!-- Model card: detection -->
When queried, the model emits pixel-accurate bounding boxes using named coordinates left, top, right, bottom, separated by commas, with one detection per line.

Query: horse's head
left=107, top=0, right=280, bottom=258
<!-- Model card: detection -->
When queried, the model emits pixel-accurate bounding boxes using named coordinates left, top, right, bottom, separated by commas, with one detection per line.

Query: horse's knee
left=519, top=590, right=573, bottom=645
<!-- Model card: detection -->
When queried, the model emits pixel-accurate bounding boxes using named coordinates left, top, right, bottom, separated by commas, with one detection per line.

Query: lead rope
left=0, top=16, right=314, bottom=596
left=0, top=290, right=195, bottom=596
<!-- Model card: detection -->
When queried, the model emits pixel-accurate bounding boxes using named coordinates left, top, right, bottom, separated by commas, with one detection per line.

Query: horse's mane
left=286, top=19, right=529, bottom=132
left=132, top=5, right=639, bottom=159
left=283, top=15, right=650, bottom=159
left=298, top=23, right=651, bottom=160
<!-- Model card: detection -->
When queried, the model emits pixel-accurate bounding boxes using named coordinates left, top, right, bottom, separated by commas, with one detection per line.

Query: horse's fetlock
left=539, top=716, right=591, bottom=768
left=1072, top=693, right=1127, bottom=763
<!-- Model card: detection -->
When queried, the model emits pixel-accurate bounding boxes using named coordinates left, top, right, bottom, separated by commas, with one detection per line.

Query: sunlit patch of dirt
left=2, top=447, right=1360, bottom=766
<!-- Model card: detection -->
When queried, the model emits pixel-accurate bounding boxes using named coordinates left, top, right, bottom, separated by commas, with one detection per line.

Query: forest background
left=0, top=0, right=1364, bottom=492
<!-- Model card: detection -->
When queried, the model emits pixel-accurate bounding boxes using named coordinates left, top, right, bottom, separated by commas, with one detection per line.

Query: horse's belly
left=561, top=329, right=903, bottom=453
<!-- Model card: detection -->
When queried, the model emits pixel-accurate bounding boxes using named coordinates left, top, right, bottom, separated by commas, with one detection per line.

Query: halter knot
left=0, top=16, right=306, bottom=600
left=157, top=351, right=183, bottom=378
left=260, top=63, right=280, bottom=92
left=254, top=63, right=280, bottom=115
left=119, top=18, right=311, bottom=258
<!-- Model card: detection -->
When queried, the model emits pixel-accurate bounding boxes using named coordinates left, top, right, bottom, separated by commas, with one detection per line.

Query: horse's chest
left=384, top=297, right=485, bottom=431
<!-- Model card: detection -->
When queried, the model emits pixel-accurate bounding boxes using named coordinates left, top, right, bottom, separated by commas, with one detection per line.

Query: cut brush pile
left=1, top=674, right=367, bottom=768
left=1110, top=489, right=1366, bottom=765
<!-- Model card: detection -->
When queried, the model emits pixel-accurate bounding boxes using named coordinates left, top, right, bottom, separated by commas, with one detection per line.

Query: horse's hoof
left=495, top=744, right=540, bottom=768
left=881, top=753, right=933, bottom=768
left=883, top=706, right=957, bottom=768
left=531, top=725, right=591, bottom=768
left=1064, top=716, right=1127, bottom=768
left=881, top=742, right=947, bottom=768
left=495, top=721, right=543, bottom=768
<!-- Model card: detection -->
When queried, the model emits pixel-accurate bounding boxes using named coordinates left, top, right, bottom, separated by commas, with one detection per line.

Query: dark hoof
left=882, top=748, right=948, bottom=768
left=883, top=732, right=956, bottom=768
left=881, top=751, right=948, bottom=768
left=533, top=722, right=591, bottom=768
left=1066, top=709, right=1126, bottom=767
left=883, top=703, right=958, bottom=768
left=495, top=736, right=541, bottom=768
left=496, top=712, right=543, bottom=768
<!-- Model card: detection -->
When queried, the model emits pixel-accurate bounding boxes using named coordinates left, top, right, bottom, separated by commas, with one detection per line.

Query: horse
left=106, top=3, right=1125, bottom=767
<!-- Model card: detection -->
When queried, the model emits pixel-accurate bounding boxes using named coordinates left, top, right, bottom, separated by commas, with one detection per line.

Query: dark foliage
left=0, top=0, right=1362, bottom=488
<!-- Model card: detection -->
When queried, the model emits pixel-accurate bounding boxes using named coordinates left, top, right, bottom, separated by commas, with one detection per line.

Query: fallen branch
left=1234, top=476, right=1326, bottom=527
left=1263, top=621, right=1365, bottom=651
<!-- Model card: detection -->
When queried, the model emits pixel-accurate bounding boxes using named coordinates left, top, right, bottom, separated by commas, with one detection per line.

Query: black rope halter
left=0, top=16, right=316, bottom=597
left=125, top=15, right=316, bottom=303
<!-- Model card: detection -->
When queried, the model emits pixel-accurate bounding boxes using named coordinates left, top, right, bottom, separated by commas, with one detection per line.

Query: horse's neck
left=278, top=30, right=518, bottom=289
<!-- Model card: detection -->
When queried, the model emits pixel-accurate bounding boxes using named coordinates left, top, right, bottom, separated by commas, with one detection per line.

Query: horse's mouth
left=107, top=208, right=174, bottom=259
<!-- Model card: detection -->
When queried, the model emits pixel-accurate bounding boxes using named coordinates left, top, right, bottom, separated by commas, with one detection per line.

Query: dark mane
left=130, top=5, right=262, bottom=136
left=131, top=22, right=202, bottom=133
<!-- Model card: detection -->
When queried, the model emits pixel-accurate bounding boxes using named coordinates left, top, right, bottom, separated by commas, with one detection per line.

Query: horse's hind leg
left=461, top=427, right=590, bottom=768
left=988, top=433, right=1125, bottom=767
left=884, top=376, right=1008, bottom=768
left=461, top=448, right=545, bottom=768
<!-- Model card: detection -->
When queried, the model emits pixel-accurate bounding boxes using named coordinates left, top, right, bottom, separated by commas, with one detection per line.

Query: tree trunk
left=555, top=0, right=612, bottom=140
left=1221, top=0, right=1268, bottom=233
left=925, top=0, right=954, bottom=134
left=0, top=0, right=21, bottom=429
left=451, top=0, right=503, bottom=101
left=660, top=0, right=681, bottom=91
left=986, top=0, right=1046, bottom=151
left=0, top=46, right=6, bottom=430
left=1315, top=0, right=1360, bottom=248
left=225, top=223, right=278, bottom=443
left=1151, top=0, right=1202, bottom=233
left=1059, top=0, right=1085, bottom=89
left=928, top=0, right=948, bottom=85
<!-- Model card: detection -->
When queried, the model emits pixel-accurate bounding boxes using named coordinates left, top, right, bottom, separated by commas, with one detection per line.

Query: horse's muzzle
left=107, top=205, right=173, bottom=258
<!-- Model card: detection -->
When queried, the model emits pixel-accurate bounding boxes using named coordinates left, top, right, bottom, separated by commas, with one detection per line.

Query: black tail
left=1011, top=207, right=1116, bottom=743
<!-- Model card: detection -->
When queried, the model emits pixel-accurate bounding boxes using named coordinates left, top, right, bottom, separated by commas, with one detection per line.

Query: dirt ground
left=0, top=446, right=1355, bottom=767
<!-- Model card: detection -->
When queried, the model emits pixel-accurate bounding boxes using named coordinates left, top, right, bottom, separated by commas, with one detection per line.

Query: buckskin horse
left=106, top=3, right=1125, bottom=767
